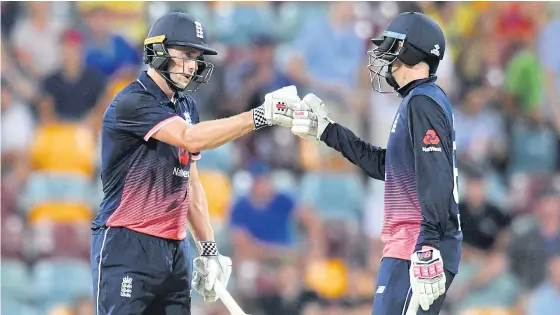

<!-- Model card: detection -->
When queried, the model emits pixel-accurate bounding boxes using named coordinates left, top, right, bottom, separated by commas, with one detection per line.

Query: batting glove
left=291, top=93, right=333, bottom=142
left=409, top=248, right=446, bottom=311
left=192, top=241, right=232, bottom=303
left=252, top=85, right=300, bottom=130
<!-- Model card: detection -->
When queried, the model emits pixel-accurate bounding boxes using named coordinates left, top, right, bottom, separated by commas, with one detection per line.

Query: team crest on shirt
left=178, top=148, right=190, bottom=165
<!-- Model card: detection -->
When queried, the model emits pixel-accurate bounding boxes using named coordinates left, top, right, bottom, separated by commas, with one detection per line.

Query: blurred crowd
left=1, top=1, right=560, bottom=315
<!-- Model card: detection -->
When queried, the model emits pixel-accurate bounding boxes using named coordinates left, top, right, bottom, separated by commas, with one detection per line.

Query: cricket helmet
left=143, top=12, right=217, bottom=92
left=367, top=12, right=445, bottom=93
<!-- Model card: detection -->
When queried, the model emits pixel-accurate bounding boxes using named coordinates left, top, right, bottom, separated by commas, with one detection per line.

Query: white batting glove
left=192, top=241, right=232, bottom=303
left=409, top=248, right=446, bottom=311
left=291, top=93, right=333, bottom=141
left=252, top=85, right=300, bottom=130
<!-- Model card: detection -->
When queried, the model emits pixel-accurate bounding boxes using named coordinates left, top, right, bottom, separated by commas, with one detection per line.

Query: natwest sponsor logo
left=173, top=167, right=190, bottom=178
left=422, top=146, right=442, bottom=152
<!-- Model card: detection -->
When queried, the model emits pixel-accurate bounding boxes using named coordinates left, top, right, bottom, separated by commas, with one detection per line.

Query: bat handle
left=405, top=292, right=419, bottom=315
left=214, top=280, right=248, bottom=315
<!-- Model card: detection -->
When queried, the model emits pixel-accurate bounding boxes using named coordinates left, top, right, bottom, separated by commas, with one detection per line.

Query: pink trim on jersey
left=143, top=115, right=182, bottom=141
left=192, top=153, right=201, bottom=160
left=382, top=169, right=423, bottom=261
left=106, top=181, right=190, bottom=240
left=105, top=157, right=190, bottom=240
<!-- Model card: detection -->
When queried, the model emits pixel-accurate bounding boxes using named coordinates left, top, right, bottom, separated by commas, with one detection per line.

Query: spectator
left=504, top=39, right=543, bottom=119
left=225, top=34, right=294, bottom=114
left=81, top=7, right=141, bottom=78
left=1, top=2, right=22, bottom=40
left=258, top=264, right=319, bottom=315
left=526, top=252, right=560, bottom=315
left=537, top=17, right=560, bottom=162
left=459, top=170, right=511, bottom=252
left=447, top=170, right=518, bottom=313
left=229, top=161, right=323, bottom=264
left=0, top=79, right=34, bottom=183
left=507, top=114, right=558, bottom=176
left=40, top=29, right=106, bottom=124
left=454, top=86, right=507, bottom=167
left=11, top=2, right=66, bottom=78
left=226, top=34, right=299, bottom=170
left=509, top=189, right=560, bottom=289
left=285, top=2, right=365, bottom=108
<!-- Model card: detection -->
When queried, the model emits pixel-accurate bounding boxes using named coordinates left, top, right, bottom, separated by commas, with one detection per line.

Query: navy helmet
left=367, top=12, right=445, bottom=93
left=143, top=12, right=217, bottom=92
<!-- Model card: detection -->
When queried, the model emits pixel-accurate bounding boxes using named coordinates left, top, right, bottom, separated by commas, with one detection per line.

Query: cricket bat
left=214, top=280, right=250, bottom=315
left=405, top=292, right=420, bottom=315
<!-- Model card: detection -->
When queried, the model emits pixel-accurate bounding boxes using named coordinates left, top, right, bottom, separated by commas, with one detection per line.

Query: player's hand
left=291, top=93, right=333, bottom=141
left=409, top=247, right=446, bottom=311
left=252, top=85, right=300, bottom=130
left=192, top=241, right=233, bottom=303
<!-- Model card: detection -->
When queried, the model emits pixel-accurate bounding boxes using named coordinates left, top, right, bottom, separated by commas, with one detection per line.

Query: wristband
left=252, top=106, right=270, bottom=130
left=196, top=241, right=218, bottom=256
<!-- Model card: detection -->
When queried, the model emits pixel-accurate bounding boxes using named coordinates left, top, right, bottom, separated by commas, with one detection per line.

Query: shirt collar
left=136, top=71, right=171, bottom=104
left=397, top=76, right=437, bottom=97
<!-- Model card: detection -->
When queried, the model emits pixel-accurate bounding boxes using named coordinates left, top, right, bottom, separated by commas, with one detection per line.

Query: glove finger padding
left=291, top=110, right=319, bottom=142
left=217, top=255, right=233, bottom=289
left=410, top=248, right=446, bottom=311
left=301, top=93, right=333, bottom=140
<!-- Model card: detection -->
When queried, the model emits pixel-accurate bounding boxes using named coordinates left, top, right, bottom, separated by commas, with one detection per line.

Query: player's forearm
left=187, top=180, right=214, bottom=241
left=184, top=111, right=255, bottom=152
left=320, top=122, right=386, bottom=180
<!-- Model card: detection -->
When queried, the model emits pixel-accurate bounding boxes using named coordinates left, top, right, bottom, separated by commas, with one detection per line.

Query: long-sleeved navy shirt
left=321, top=77, right=462, bottom=274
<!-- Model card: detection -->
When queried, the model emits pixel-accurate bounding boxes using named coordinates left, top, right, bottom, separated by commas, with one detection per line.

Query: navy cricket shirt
left=93, top=71, right=200, bottom=240
left=321, top=77, right=462, bottom=274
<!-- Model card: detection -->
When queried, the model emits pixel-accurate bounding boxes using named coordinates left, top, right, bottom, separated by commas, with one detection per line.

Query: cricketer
left=290, top=12, right=463, bottom=315
left=90, top=12, right=298, bottom=315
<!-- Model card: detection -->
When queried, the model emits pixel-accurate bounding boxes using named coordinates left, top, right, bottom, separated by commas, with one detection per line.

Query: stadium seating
left=459, top=308, right=517, bottom=315
left=30, top=221, right=90, bottom=261
left=19, top=172, right=93, bottom=212
left=270, top=169, right=299, bottom=196
left=27, top=203, right=92, bottom=224
left=211, top=3, right=277, bottom=45
left=30, top=124, right=96, bottom=177
left=1, top=259, right=30, bottom=302
left=196, top=141, right=236, bottom=174
left=1, top=301, right=39, bottom=315
left=299, top=172, right=365, bottom=221
left=1, top=214, right=25, bottom=260
left=32, top=258, right=93, bottom=310
left=198, top=170, right=233, bottom=222
left=304, top=259, right=348, bottom=299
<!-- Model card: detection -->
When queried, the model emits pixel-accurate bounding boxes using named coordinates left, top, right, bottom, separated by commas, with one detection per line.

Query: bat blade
left=214, top=280, right=249, bottom=315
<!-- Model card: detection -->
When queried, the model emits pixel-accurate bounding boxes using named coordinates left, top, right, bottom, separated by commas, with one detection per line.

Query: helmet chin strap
left=162, top=71, right=184, bottom=92
left=385, top=64, right=400, bottom=90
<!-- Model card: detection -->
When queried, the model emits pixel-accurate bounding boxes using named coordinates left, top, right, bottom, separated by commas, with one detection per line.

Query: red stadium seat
left=0, top=215, right=25, bottom=260
left=30, top=221, right=90, bottom=261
